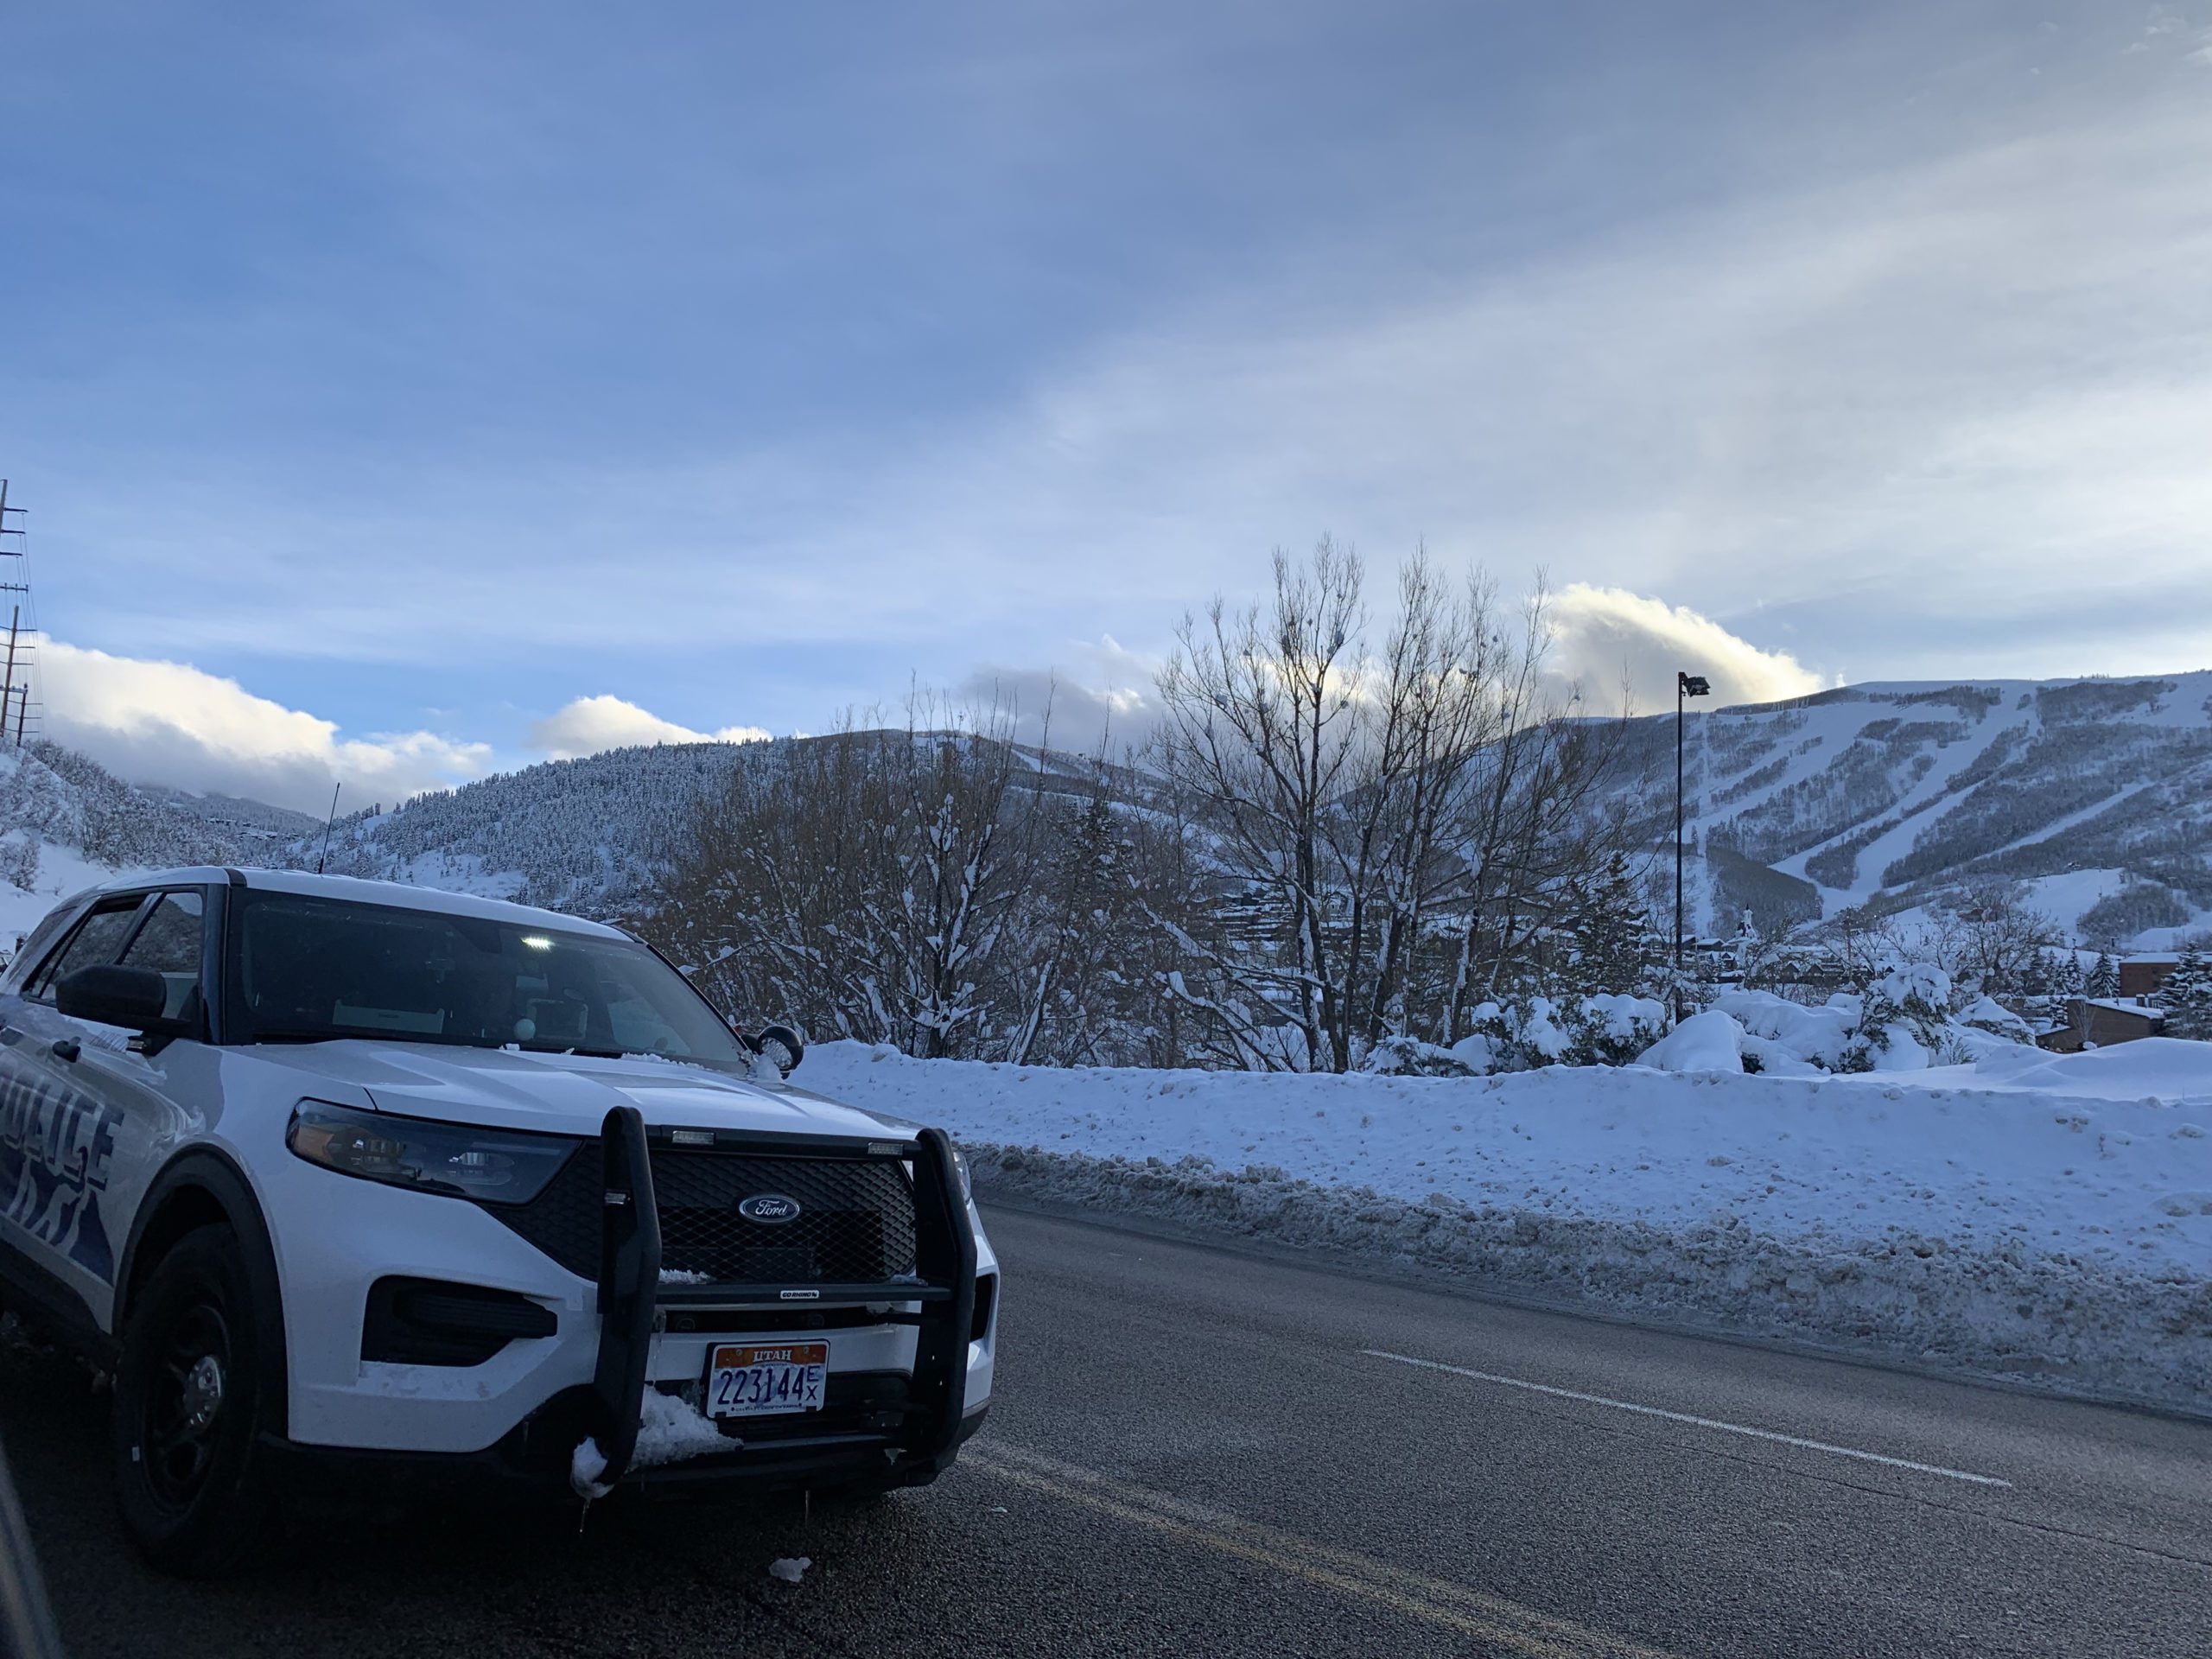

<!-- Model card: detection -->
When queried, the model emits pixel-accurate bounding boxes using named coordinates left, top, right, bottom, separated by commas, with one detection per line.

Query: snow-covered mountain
left=306, top=672, right=2211, bottom=950
left=1624, top=672, right=2212, bottom=948
left=6, top=671, right=2206, bottom=957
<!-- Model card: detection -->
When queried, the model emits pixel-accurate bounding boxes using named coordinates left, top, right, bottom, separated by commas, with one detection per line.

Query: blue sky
left=4, top=2, right=2210, bottom=810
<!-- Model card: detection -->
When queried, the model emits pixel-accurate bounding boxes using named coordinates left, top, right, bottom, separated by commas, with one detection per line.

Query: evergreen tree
left=2050, top=950, right=2085, bottom=1009
left=1560, top=851, right=1653, bottom=995
left=2015, top=948, right=2055, bottom=1027
left=2085, top=951, right=2119, bottom=1001
left=2158, top=948, right=2212, bottom=1042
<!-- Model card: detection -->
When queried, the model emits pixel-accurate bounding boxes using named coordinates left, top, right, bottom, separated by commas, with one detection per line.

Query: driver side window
left=117, top=892, right=207, bottom=1023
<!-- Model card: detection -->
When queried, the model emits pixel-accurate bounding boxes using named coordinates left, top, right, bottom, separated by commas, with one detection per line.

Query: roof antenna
left=316, top=782, right=341, bottom=874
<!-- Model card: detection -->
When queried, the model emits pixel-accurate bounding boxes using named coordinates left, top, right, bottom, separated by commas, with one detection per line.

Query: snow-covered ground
left=804, top=1039, right=2212, bottom=1410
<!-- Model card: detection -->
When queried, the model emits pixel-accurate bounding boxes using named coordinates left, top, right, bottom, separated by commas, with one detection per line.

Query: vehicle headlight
left=287, top=1102, right=582, bottom=1205
left=947, top=1139, right=973, bottom=1203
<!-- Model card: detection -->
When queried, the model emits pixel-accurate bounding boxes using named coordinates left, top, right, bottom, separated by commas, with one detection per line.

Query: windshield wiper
left=513, top=1043, right=631, bottom=1060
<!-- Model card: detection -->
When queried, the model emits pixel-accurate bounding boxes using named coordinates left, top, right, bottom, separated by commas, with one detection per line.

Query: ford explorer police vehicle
left=0, top=869, right=998, bottom=1574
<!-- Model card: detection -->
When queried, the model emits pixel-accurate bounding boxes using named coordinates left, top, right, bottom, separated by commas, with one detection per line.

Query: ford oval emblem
left=737, top=1193, right=802, bottom=1225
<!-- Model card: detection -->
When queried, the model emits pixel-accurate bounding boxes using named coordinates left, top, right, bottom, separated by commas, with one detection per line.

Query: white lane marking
left=1361, top=1350, right=2013, bottom=1488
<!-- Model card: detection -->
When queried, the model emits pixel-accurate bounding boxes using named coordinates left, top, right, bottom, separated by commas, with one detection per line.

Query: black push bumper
left=269, top=1114, right=983, bottom=1509
left=580, top=1109, right=977, bottom=1491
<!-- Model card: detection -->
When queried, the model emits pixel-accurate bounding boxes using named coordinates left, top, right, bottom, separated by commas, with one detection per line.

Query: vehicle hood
left=243, top=1042, right=918, bottom=1141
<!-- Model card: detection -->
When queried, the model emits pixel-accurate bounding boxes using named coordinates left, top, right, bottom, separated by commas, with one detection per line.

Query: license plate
left=705, top=1342, right=829, bottom=1419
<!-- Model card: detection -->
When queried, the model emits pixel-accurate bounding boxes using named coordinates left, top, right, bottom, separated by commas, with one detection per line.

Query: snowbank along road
left=9, top=1205, right=2210, bottom=1657
left=803, top=1038, right=2212, bottom=1413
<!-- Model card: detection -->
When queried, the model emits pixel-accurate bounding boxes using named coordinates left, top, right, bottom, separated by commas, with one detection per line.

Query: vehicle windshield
left=232, top=890, right=749, bottom=1065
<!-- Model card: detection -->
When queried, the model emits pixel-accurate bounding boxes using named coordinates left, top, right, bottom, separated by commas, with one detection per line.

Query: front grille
left=494, top=1149, right=603, bottom=1278
left=655, top=1152, right=917, bottom=1284
left=487, top=1142, right=918, bottom=1287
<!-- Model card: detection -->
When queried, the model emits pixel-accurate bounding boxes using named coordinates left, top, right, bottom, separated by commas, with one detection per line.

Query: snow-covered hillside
left=804, top=1038, right=2212, bottom=1408
left=1611, top=672, right=2212, bottom=948
left=300, top=733, right=1142, bottom=920
left=0, top=743, right=320, bottom=955
left=303, top=743, right=759, bottom=917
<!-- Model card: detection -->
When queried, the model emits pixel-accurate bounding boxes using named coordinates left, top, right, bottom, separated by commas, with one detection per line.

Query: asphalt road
left=6, top=1203, right=2209, bottom=1658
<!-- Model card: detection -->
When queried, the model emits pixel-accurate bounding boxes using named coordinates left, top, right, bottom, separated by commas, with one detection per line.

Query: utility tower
left=0, top=480, right=36, bottom=748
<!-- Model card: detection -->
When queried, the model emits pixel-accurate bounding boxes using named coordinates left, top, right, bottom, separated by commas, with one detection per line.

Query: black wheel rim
left=142, top=1300, right=233, bottom=1512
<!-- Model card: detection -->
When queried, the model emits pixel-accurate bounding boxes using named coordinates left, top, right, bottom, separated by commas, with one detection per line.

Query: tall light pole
left=1675, top=671, right=1711, bottom=985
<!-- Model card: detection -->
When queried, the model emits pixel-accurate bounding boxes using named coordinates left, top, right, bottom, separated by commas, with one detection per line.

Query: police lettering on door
left=0, top=1065, right=120, bottom=1282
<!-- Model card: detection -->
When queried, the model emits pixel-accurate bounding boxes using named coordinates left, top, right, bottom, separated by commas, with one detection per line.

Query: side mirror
left=752, top=1024, right=804, bottom=1078
left=55, top=964, right=171, bottom=1031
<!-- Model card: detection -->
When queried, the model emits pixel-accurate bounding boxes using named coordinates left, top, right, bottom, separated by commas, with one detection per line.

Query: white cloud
left=962, top=590, right=1818, bottom=748
left=37, top=640, right=493, bottom=814
left=1544, top=587, right=1826, bottom=715
left=957, top=635, right=1163, bottom=756
left=525, top=695, right=769, bottom=760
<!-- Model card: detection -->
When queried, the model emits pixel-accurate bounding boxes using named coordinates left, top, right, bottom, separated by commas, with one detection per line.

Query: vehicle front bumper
left=267, top=1111, right=996, bottom=1498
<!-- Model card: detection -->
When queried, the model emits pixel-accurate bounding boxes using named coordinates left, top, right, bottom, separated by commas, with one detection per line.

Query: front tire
left=111, top=1225, right=273, bottom=1575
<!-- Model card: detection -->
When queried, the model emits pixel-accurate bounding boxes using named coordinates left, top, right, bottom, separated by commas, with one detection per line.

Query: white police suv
left=0, top=868, right=998, bottom=1573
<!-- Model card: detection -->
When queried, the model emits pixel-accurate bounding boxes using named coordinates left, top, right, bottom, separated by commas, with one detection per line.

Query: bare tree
left=1153, top=540, right=1369, bottom=1070
left=657, top=544, right=1633, bottom=1074
left=1152, top=544, right=1630, bottom=1070
left=1934, top=880, right=2057, bottom=1002
left=653, top=696, right=1055, bottom=1059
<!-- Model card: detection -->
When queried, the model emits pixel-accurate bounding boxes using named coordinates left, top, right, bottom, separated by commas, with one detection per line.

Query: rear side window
left=117, top=892, right=207, bottom=1022
left=29, top=898, right=146, bottom=1001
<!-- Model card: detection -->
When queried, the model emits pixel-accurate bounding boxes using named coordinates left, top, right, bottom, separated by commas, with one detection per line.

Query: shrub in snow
left=1381, top=994, right=1670, bottom=1075
left=1568, top=994, right=1669, bottom=1066
left=1446, top=1033, right=1502, bottom=1075
left=1714, top=989, right=1854, bottom=1071
left=1363, top=1035, right=1482, bottom=1077
left=1454, top=998, right=1624, bottom=1074
left=1517, top=997, right=1573, bottom=1065
left=1841, top=962, right=1955, bottom=1071
left=1955, top=995, right=2035, bottom=1043
left=1633, top=1009, right=1746, bottom=1074
left=0, top=830, right=37, bottom=894
left=1457, top=1002, right=1517, bottom=1073
left=1243, top=1020, right=1315, bottom=1072
left=1944, top=1023, right=2047, bottom=1068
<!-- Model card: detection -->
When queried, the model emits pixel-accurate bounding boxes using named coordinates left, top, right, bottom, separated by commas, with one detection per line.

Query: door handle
left=49, top=1039, right=79, bottom=1064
